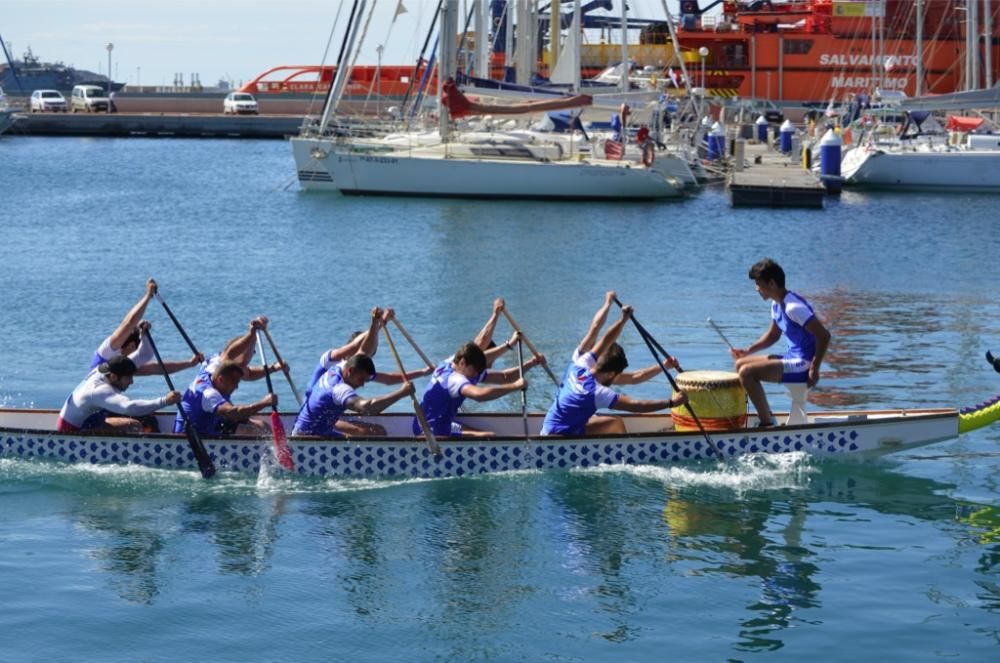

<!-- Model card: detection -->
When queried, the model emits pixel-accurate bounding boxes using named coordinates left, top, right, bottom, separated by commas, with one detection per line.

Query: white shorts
left=780, top=356, right=810, bottom=384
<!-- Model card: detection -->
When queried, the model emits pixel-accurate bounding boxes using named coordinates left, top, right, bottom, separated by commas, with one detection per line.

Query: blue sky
left=3, top=0, right=691, bottom=88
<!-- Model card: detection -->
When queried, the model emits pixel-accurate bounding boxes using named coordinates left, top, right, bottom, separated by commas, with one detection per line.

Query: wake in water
left=575, top=452, right=817, bottom=495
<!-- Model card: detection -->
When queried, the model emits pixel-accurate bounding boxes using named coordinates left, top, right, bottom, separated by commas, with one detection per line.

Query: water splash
left=575, top=452, right=817, bottom=495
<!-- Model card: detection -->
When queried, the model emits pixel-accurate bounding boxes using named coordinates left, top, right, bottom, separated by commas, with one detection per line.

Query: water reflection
left=810, top=289, right=993, bottom=409
left=57, top=458, right=996, bottom=653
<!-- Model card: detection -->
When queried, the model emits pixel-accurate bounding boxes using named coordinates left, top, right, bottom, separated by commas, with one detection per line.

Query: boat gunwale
left=0, top=407, right=959, bottom=446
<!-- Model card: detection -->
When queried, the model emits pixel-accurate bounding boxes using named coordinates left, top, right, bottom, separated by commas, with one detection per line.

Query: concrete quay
left=11, top=113, right=307, bottom=139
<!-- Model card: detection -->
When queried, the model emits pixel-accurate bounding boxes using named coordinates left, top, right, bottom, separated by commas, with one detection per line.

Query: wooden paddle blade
left=270, top=412, right=295, bottom=471
left=185, top=425, right=216, bottom=478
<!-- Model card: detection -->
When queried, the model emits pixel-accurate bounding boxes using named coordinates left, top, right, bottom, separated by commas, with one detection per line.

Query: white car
left=223, top=92, right=259, bottom=115
left=30, top=89, right=68, bottom=112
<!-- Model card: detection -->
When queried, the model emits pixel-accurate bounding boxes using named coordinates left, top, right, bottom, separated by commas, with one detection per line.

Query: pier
left=726, top=141, right=826, bottom=209
left=11, top=113, right=306, bottom=139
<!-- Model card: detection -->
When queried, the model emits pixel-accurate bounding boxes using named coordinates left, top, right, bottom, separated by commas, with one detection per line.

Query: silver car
left=30, top=89, right=68, bottom=112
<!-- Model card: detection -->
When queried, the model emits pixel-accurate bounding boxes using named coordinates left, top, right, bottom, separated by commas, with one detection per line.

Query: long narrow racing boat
left=2, top=399, right=998, bottom=479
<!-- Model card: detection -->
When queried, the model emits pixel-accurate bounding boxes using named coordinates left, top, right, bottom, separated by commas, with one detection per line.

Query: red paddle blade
left=270, top=412, right=295, bottom=471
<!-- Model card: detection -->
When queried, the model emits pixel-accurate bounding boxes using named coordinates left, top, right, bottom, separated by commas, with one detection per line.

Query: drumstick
left=707, top=318, right=736, bottom=351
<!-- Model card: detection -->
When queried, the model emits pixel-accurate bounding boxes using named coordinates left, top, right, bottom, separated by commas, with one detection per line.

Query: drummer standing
left=540, top=292, right=688, bottom=437
left=731, top=258, right=831, bottom=427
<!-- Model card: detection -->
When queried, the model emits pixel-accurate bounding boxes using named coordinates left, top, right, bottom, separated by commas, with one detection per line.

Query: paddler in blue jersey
left=540, top=291, right=688, bottom=437
left=730, top=258, right=831, bottom=427
left=89, top=278, right=201, bottom=375
left=174, top=359, right=276, bottom=438
left=303, top=307, right=432, bottom=403
left=414, top=340, right=543, bottom=438
left=194, top=316, right=285, bottom=386
left=292, top=353, right=415, bottom=438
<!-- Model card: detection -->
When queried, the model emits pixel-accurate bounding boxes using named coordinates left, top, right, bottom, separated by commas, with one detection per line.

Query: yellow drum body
left=671, top=370, right=747, bottom=431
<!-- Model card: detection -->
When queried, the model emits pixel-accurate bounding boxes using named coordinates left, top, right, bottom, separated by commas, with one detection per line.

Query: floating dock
left=727, top=142, right=826, bottom=208
left=11, top=113, right=306, bottom=139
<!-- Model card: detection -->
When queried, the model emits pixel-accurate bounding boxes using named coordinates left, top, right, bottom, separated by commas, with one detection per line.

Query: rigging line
left=343, top=0, right=381, bottom=119
left=304, top=1, right=346, bottom=119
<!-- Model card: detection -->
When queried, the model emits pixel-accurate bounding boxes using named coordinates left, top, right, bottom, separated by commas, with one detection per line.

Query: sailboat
left=290, top=0, right=687, bottom=200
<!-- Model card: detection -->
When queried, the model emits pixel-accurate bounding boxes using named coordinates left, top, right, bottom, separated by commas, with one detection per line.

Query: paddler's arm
left=216, top=394, right=276, bottom=422
left=484, top=330, right=517, bottom=365
left=343, top=382, right=415, bottom=415
left=614, top=357, right=680, bottom=385
left=135, top=353, right=204, bottom=376
left=243, top=361, right=285, bottom=381
left=611, top=391, right=688, bottom=413
left=730, top=321, right=781, bottom=359
left=474, top=298, right=505, bottom=350
left=108, top=279, right=156, bottom=352
left=576, top=291, right=616, bottom=356
left=358, top=307, right=384, bottom=357
left=459, top=379, right=525, bottom=402
left=482, top=354, right=545, bottom=383
left=371, top=365, right=433, bottom=385
left=805, top=317, right=831, bottom=387
left=222, top=317, right=267, bottom=362
left=591, top=304, right=631, bottom=358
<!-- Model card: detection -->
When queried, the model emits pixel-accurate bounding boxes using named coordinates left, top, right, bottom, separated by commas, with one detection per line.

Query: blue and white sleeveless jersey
left=772, top=291, right=817, bottom=361
left=413, top=359, right=481, bottom=437
left=194, top=353, right=222, bottom=386
left=540, top=352, right=620, bottom=436
left=88, top=334, right=155, bottom=371
left=304, top=351, right=336, bottom=400
left=173, top=379, right=231, bottom=437
left=292, top=366, right=359, bottom=437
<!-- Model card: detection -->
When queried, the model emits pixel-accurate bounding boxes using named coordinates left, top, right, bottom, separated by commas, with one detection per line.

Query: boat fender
left=642, top=141, right=656, bottom=167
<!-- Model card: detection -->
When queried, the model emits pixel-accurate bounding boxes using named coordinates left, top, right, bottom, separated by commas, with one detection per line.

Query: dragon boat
left=1, top=398, right=998, bottom=479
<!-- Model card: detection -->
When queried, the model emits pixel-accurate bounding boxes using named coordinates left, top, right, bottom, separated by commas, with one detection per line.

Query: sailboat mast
left=439, top=0, right=459, bottom=143
left=987, top=0, right=994, bottom=89
left=916, top=0, right=924, bottom=96
left=620, top=0, right=629, bottom=95
left=970, top=0, right=980, bottom=90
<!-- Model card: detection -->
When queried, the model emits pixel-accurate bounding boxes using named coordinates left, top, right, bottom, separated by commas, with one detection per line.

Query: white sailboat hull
left=842, top=146, right=1000, bottom=192
left=292, top=137, right=684, bottom=200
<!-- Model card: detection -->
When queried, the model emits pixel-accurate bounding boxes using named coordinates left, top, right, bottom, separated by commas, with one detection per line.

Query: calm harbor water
left=1, top=136, right=999, bottom=661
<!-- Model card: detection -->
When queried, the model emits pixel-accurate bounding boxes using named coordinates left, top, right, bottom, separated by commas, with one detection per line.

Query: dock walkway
left=727, top=141, right=826, bottom=208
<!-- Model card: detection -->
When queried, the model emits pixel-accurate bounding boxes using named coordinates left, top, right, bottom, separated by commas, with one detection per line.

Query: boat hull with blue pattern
left=3, top=405, right=996, bottom=478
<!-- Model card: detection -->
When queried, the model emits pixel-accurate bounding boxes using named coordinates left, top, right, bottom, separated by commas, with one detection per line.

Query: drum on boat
left=671, top=370, right=747, bottom=431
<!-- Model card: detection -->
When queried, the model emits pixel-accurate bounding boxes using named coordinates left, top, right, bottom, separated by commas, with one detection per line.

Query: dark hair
left=123, top=328, right=141, bottom=350
left=99, top=355, right=138, bottom=377
left=345, top=353, right=376, bottom=376
left=454, top=342, right=487, bottom=374
left=349, top=331, right=364, bottom=341
left=749, top=258, right=786, bottom=288
left=214, top=360, right=245, bottom=381
left=595, top=343, right=629, bottom=374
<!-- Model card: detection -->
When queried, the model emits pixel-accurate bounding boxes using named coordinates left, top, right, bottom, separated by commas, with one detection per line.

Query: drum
left=671, top=370, right=747, bottom=431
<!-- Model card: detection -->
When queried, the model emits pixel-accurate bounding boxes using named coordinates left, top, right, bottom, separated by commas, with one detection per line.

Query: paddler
left=415, top=336, right=545, bottom=438
left=303, top=307, right=432, bottom=401
left=540, top=291, right=688, bottom=436
left=730, top=258, right=831, bottom=427
left=57, top=356, right=181, bottom=433
left=173, top=359, right=276, bottom=437
left=292, top=353, right=415, bottom=437
left=90, top=278, right=201, bottom=375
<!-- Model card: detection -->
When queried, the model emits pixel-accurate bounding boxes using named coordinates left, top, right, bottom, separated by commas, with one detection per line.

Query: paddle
left=500, top=308, right=559, bottom=386
left=381, top=324, right=441, bottom=457
left=255, top=331, right=295, bottom=471
left=517, top=336, right=529, bottom=438
left=262, top=327, right=303, bottom=407
left=154, top=292, right=200, bottom=356
left=143, top=330, right=216, bottom=478
left=707, top=317, right=736, bottom=352
left=391, top=317, right=436, bottom=370
left=989, top=350, right=1000, bottom=374
left=612, top=297, right=724, bottom=460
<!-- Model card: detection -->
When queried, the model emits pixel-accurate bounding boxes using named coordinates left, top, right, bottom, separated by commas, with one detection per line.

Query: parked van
left=71, top=85, right=110, bottom=113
